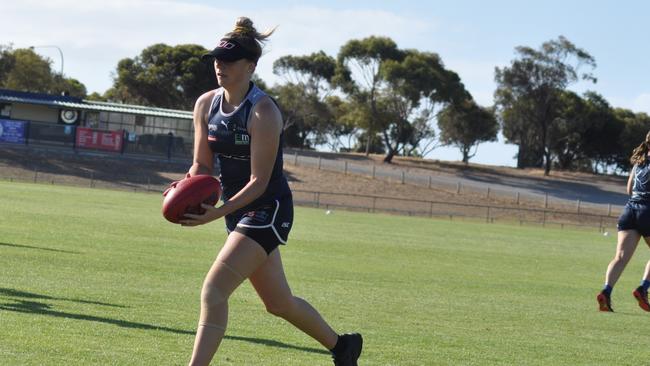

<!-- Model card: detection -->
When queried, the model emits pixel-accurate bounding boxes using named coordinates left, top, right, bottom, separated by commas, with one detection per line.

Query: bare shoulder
left=250, top=96, right=283, bottom=133
left=193, top=89, right=218, bottom=123
left=194, top=89, right=218, bottom=111
left=255, top=96, right=281, bottom=116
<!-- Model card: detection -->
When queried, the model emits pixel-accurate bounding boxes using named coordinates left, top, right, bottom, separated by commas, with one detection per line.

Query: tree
left=271, top=83, right=334, bottom=148
left=580, top=92, right=624, bottom=173
left=273, top=51, right=336, bottom=97
left=335, top=36, right=403, bottom=155
left=324, top=95, right=362, bottom=152
left=107, top=43, right=217, bottom=109
left=548, top=90, right=589, bottom=170
left=0, top=45, right=86, bottom=97
left=335, top=38, right=470, bottom=163
left=272, top=51, right=338, bottom=149
left=437, top=101, right=498, bottom=164
left=494, top=36, right=596, bottom=175
left=613, top=109, right=650, bottom=172
left=381, top=50, right=470, bottom=162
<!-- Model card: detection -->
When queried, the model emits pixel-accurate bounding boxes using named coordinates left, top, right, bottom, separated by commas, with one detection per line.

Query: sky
left=3, top=0, right=650, bottom=167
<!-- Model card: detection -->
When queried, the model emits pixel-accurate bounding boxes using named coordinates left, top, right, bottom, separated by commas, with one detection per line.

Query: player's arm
left=188, top=91, right=215, bottom=176
left=217, top=97, right=282, bottom=213
left=627, top=165, right=636, bottom=195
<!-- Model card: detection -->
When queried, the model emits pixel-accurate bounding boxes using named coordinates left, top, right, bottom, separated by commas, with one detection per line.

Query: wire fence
left=0, top=168, right=619, bottom=233
left=284, top=151, right=624, bottom=217
left=292, top=189, right=619, bottom=232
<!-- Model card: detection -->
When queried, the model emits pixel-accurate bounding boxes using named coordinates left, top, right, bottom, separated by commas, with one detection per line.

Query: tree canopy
left=494, top=36, right=597, bottom=175
left=105, top=43, right=217, bottom=109
left=0, top=45, right=86, bottom=97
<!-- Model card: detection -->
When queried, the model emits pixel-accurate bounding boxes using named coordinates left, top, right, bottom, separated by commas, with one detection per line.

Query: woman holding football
left=179, top=17, right=362, bottom=366
left=597, top=131, right=650, bottom=313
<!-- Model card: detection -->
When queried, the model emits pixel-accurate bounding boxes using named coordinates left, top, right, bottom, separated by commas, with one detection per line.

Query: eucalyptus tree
left=437, top=101, right=498, bottom=164
left=495, top=36, right=596, bottom=175
left=272, top=51, right=338, bottom=148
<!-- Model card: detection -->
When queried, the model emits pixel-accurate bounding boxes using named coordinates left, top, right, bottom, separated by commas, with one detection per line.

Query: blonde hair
left=224, top=17, right=276, bottom=63
left=630, top=131, right=650, bottom=166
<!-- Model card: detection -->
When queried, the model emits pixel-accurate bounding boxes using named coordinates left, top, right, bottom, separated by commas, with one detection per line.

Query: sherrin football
left=162, top=175, right=222, bottom=224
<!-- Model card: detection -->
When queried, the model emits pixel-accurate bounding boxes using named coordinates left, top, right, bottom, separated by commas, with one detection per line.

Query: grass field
left=1, top=181, right=649, bottom=365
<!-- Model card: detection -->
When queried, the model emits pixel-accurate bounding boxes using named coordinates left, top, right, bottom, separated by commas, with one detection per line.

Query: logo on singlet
left=208, top=123, right=218, bottom=141
left=235, top=134, right=250, bottom=145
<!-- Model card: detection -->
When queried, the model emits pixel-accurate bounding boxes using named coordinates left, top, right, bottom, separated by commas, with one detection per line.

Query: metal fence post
left=516, top=192, right=520, bottom=205
left=318, top=157, right=322, bottom=170
left=599, top=217, right=604, bottom=232
left=486, top=187, right=491, bottom=199
left=544, top=193, right=548, bottom=209
left=428, top=176, right=432, bottom=189
left=401, top=171, right=405, bottom=184
left=294, top=152, right=298, bottom=165
left=577, top=199, right=581, bottom=213
left=607, top=204, right=612, bottom=216
left=33, top=167, right=38, bottom=183
left=344, top=161, right=348, bottom=175
left=372, top=164, right=376, bottom=179
left=486, top=206, right=491, bottom=223
left=456, top=182, right=461, bottom=194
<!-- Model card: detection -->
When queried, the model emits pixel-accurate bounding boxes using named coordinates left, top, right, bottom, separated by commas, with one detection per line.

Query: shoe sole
left=596, top=293, right=613, bottom=312
left=633, top=290, right=650, bottom=312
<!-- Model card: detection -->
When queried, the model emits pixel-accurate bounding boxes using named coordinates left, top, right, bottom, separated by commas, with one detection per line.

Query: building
left=0, top=88, right=193, bottom=156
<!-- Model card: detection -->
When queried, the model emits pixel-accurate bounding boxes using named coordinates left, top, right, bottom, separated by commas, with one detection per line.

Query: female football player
left=179, top=17, right=362, bottom=366
left=597, top=131, right=650, bottom=312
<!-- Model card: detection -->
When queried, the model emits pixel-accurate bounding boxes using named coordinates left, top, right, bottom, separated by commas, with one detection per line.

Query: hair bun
left=233, top=17, right=256, bottom=36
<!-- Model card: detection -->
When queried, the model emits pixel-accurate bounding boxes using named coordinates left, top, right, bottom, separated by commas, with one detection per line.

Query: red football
left=162, top=175, right=222, bottom=224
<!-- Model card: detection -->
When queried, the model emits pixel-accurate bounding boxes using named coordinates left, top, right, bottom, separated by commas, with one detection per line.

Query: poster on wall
left=75, top=127, right=123, bottom=152
left=0, top=118, right=27, bottom=144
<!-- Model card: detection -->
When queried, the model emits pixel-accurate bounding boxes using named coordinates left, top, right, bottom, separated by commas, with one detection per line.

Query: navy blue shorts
left=617, top=201, right=650, bottom=237
left=225, top=195, right=293, bottom=254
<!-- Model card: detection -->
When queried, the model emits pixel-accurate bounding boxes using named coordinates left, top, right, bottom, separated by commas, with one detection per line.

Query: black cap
left=202, top=38, right=257, bottom=62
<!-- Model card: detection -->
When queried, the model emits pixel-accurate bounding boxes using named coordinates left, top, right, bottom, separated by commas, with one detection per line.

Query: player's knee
left=265, top=296, right=296, bottom=318
left=201, top=283, right=227, bottom=310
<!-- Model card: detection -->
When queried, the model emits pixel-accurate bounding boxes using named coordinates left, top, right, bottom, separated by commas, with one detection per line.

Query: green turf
left=0, top=181, right=648, bottom=365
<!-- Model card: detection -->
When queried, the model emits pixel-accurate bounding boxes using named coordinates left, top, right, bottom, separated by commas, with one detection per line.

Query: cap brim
left=201, top=49, right=243, bottom=62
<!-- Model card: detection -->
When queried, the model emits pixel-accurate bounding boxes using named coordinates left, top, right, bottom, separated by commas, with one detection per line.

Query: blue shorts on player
left=225, top=194, right=294, bottom=254
left=617, top=200, right=650, bottom=237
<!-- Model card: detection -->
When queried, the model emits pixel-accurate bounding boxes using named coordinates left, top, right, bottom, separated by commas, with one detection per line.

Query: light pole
left=29, top=45, right=64, bottom=75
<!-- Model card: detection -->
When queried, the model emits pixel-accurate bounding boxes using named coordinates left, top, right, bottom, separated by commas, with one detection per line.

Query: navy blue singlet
left=631, top=161, right=650, bottom=203
left=206, top=82, right=291, bottom=209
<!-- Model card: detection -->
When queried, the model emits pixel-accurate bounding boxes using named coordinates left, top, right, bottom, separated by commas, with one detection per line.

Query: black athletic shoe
left=331, top=333, right=363, bottom=366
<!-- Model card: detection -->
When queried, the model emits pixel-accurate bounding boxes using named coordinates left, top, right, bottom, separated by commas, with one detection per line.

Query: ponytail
left=630, top=131, right=650, bottom=166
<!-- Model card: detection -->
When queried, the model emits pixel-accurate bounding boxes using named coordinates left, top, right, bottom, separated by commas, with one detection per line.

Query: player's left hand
left=179, top=204, right=223, bottom=226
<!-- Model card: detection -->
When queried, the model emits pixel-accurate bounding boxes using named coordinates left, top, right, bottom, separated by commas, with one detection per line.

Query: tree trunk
left=517, top=131, right=527, bottom=169
left=544, top=150, right=552, bottom=176
left=364, top=132, right=371, bottom=156
left=462, top=145, right=470, bottom=164
left=383, top=149, right=396, bottom=163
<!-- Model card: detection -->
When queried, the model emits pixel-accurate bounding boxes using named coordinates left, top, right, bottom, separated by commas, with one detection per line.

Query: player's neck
left=223, top=81, right=250, bottom=110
